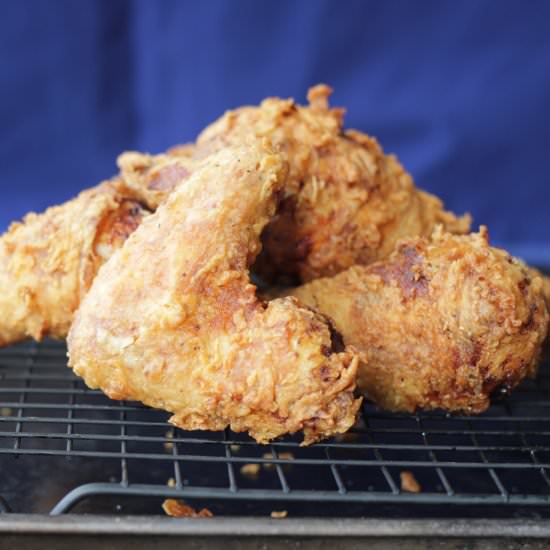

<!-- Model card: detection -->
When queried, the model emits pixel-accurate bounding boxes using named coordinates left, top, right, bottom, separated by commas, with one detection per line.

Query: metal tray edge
left=1, top=515, right=549, bottom=538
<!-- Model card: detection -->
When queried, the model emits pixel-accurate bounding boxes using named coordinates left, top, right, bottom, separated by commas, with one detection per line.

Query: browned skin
left=0, top=181, right=149, bottom=346
left=68, top=143, right=362, bottom=445
left=285, top=228, right=548, bottom=414
left=116, top=144, right=196, bottom=209
left=115, top=86, right=470, bottom=283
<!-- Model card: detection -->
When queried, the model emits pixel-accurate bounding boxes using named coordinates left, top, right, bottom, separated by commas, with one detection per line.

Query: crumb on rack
left=240, top=463, right=261, bottom=478
left=270, top=510, right=288, bottom=519
left=164, top=429, right=174, bottom=451
left=400, top=470, right=421, bottom=493
left=167, top=477, right=176, bottom=488
left=262, top=451, right=294, bottom=470
left=0, top=407, right=12, bottom=417
left=162, top=499, right=213, bottom=518
left=230, top=444, right=241, bottom=453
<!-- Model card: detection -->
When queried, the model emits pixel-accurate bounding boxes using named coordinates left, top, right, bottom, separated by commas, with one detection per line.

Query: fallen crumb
left=262, top=451, right=294, bottom=471
left=400, top=470, right=421, bottom=493
left=164, top=429, right=174, bottom=451
left=167, top=477, right=176, bottom=488
left=230, top=444, right=241, bottom=453
left=270, top=510, right=288, bottom=519
left=162, top=499, right=213, bottom=518
left=0, top=407, right=12, bottom=417
left=240, top=463, right=261, bottom=478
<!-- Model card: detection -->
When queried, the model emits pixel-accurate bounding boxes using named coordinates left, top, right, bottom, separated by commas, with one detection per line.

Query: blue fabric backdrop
left=1, top=0, right=549, bottom=263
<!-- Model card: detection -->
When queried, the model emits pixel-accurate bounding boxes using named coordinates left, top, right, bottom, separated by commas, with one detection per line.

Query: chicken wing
left=284, top=227, right=548, bottom=414
left=68, top=143, right=362, bottom=444
left=0, top=181, right=149, bottom=346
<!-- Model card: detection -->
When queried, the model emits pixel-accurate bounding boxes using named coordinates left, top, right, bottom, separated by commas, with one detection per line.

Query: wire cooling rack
left=1, top=339, right=550, bottom=516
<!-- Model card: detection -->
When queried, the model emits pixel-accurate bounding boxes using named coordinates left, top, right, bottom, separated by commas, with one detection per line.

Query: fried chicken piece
left=284, top=227, right=548, bottom=414
left=194, top=85, right=470, bottom=282
left=0, top=181, right=149, bottom=347
left=68, top=143, right=361, bottom=444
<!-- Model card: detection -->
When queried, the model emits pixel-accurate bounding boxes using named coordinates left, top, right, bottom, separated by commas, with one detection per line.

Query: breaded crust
left=287, top=227, right=548, bottom=413
left=68, top=143, right=362, bottom=444
left=0, top=181, right=148, bottom=346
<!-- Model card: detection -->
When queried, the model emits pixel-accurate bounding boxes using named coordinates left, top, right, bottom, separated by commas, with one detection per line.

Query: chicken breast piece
left=0, top=181, right=149, bottom=346
left=68, top=143, right=362, bottom=445
left=285, top=227, right=548, bottom=414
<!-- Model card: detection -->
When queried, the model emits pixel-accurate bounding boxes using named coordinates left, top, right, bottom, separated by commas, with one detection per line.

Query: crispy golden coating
left=194, top=85, right=470, bottom=282
left=116, top=144, right=196, bottom=210
left=286, top=227, right=548, bottom=414
left=0, top=181, right=148, bottom=347
left=528, top=267, right=550, bottom=315
left=68, top=143, right=362, bottom=445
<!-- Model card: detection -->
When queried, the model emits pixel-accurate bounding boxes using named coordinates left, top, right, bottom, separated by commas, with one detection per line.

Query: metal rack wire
left=1, top=339, right=550, bottom=515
